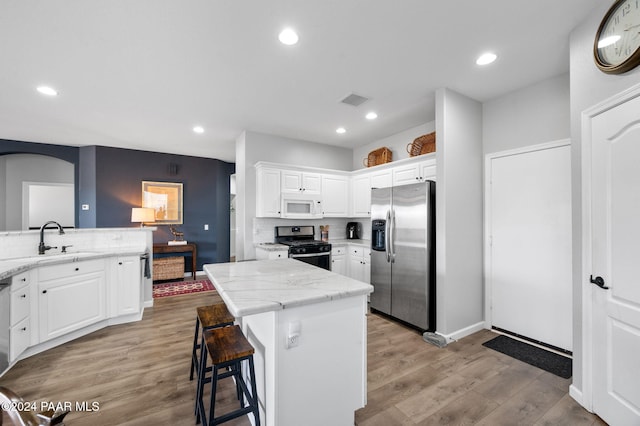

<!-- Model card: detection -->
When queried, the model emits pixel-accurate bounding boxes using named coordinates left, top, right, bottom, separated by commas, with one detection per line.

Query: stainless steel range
left=275, top=226, right=331, bottom=270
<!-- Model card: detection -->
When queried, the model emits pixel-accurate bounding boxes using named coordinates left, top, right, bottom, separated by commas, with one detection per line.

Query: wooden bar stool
left=196, top=325, right=260, bottom=426
left=189, top=303, right=235, bottom=381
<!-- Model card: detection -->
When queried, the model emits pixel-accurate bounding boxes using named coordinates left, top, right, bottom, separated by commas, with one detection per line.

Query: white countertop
left=204, top=259, right=373, bottom=317
left=0, top=250, right=146, bottom=281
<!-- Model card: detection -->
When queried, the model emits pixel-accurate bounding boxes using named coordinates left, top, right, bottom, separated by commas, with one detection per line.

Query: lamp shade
left=131, top=207, right=155, bottom=224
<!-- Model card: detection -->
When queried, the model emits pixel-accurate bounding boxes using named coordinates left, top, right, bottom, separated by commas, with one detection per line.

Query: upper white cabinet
left=392, top=158, right=436, bottom=186
left=370, top=169, right=392, bottom=189
left=281, top=171, right=322, bottom=195
left=322, top=174, right=349, bottom=217
left=256, top=155, right=435, bottom=219
left=351, top=174, right=371, bottom=217
left=256, top=167, right=282, bottom=217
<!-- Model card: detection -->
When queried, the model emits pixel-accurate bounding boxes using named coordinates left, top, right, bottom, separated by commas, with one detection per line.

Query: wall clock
left=594, top=0, right=640, bottom=74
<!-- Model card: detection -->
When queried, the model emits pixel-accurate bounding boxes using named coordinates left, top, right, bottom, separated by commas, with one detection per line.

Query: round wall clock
left=594, top=0, right=640, bottom=74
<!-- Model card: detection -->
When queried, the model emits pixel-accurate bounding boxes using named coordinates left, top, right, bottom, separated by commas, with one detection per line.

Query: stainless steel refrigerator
left=370, top=181, right=435, bottom=331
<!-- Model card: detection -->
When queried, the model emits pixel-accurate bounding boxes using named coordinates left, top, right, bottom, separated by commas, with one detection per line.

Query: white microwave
left=281, top=194, right=323, bottom=219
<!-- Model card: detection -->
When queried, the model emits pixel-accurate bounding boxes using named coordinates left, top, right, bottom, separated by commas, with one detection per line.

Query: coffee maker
left=346, top=222, right=361, bottom=240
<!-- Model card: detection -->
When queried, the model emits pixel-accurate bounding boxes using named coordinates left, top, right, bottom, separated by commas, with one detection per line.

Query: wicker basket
left=363, top=147, right=392, bottom=167
left=407, top=132, right=436, bottom=157
left=153, top=256, right=185, bottom=281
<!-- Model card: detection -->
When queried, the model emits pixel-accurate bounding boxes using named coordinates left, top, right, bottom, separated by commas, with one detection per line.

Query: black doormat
left=482, top=335, right=572, bottom=379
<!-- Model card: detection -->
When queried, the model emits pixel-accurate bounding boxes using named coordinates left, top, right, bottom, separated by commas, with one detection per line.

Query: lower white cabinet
left=331, top=246, right=347, bottom=275
left=114, top=256, right=141, bottom=316
left=9, top=271, right=31, bottom=362
left=38, top=259, right=106, bottom=342
left=347, top=246, right=371, bottom=283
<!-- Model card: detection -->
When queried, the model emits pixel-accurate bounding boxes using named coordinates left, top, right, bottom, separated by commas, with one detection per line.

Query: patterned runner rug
left=153, top=279, right=215, bottom=298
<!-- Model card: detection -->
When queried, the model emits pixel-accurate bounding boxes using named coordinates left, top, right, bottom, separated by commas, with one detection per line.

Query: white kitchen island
left=203, top=259, right=373, bottom=426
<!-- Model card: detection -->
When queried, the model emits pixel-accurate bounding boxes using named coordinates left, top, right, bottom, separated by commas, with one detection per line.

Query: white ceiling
left=0, top=1, right=601, bottom=163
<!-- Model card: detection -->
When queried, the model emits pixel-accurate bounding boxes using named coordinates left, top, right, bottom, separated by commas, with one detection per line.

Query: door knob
left=590, top=275, right=609, bottom=290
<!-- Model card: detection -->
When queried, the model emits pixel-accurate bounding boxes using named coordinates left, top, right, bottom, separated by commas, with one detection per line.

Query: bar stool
left=196, top=325, right=260, bottom=426
left=189, top=303, right=235, bottom=381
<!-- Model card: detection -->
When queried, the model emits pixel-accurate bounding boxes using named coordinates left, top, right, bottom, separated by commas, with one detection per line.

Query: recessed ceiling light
left=36, top=86, right=58, bottom=96
left=476, top=52, right=497, bottom=66
left=193, top=126, right=204, bottom=134
left=336, top=127, right=346, bottom=134
left=365, top=112, right=378, bottom=120
left=278, top=28, right=299, bottom=45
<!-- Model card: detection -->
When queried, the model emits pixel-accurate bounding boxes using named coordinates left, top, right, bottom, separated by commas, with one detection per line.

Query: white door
left=589, top=94, right=640, bottom=424
left=488, top=142, right=572, bottom=351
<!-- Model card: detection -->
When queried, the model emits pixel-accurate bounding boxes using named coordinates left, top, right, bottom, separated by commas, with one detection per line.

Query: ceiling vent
left=340, top=93, right=369, bottom=107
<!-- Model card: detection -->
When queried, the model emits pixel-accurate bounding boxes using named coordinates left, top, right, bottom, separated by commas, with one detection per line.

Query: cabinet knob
left=42, top=290, right=47, bottom=294
left=20, top=294, right=26, bottom=298
left=119, top=262, right=123, bottom=265
left=75, top=267, right=79, bottom=271
left=21, top=277, right=26, bottom=282
left=21, top=327, right=27, bottom=332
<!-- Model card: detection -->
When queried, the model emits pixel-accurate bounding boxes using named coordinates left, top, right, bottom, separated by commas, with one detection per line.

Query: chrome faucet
left=38, top=221, right=65, bottom=255
left=0, top=386, right=69, bottom=425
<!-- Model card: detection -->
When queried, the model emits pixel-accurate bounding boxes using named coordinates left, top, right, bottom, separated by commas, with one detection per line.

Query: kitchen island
left=203, top=258, right=373, bottom=426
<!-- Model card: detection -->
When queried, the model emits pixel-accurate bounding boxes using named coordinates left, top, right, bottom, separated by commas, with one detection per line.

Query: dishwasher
left=0, top=280, right=9, bottom=373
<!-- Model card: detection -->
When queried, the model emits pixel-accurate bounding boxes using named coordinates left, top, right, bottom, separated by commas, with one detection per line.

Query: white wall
left=236, top=131, right=353, bottom=261
left=1, top=154, right=74, bottom=231
left=483, top=73, right=570, bottom=155
left=569, top=3, right=640, bottom=395
left=352, top=122, right=435, bottom=170
left=435, top=88, right=484, bottom=339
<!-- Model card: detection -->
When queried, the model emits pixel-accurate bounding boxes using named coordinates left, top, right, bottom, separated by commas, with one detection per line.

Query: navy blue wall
left=1, top=139, right=235, bottom=268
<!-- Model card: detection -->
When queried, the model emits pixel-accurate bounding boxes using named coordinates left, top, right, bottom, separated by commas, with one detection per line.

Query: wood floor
left=1, top=287, right=606, bottom=425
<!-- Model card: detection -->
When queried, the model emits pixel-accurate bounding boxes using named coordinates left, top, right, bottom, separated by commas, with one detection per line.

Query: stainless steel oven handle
left=289, top=252, right=331, bottom=258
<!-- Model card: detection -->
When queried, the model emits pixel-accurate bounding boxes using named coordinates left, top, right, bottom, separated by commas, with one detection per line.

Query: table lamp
left=131, top=207, right=155, bottom=227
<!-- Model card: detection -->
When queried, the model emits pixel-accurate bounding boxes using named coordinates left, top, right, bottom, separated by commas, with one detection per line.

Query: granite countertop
left=254, top=242, right=288, bottom=251
left=0, top=250, right=147, bottom=281
left=329, top=239, right=369, bottom=247
left=203, top=259, right=373, bottom=317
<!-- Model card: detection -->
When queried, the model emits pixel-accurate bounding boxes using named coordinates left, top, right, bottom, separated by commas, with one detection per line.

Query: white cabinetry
left=38, top=259, right=106, bottom=342
left=9, top=271, right=31, bottom=361
left=281, top=171, right=321, bottom=195
left=351, top=175, right=372, bottom=217
left=392, top=158, right=437, bottom=186
left=321, top=174, right=349, bottom=217
left=256, top=167, right=281, bottom=217
left=348, top=246, right=370, bottom=283
left=331, top=246, right=347, bottom=275
left=113, top=256, right=141, bottom=316
left=370, top=169, right=392, bottom=189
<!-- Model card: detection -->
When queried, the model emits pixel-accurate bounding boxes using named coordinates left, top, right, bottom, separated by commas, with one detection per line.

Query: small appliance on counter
left=346, top=222, right=362, bottom=240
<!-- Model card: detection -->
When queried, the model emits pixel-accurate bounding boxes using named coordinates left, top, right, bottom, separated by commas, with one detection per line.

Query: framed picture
left=141, top=181, right=183, bottom=224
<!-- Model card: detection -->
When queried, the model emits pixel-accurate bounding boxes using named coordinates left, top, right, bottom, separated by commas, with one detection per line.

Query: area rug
left=483, top=335, right=572, bottom=379
left=153, top=279, right=215, bottom=298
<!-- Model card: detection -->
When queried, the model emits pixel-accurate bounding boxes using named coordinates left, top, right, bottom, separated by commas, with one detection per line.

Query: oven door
left=290, top=252, right=331, bottom=270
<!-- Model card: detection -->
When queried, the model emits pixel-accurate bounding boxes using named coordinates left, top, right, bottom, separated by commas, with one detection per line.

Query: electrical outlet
left=286, top=321, right=301, bottom=349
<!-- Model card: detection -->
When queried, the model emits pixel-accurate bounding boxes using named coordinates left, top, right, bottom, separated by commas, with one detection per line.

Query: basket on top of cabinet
left=407, top=132, right=436, bottom=157
left=363, top=147, right=392, bottom=167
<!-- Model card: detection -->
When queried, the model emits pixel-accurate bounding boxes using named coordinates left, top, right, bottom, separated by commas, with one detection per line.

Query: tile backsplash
left=253, top=218, right=371, bottom=243
left=0, top=227, right=153, bottom=259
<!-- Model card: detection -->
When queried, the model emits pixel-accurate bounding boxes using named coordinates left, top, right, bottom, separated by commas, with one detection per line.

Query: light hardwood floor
left=1, top=287, right=605, bottom=425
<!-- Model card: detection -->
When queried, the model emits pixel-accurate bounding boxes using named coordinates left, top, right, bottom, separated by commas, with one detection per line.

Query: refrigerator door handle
left=385, top=210, right=391, bottom=263
left=390, top=209, right=396, bottom=263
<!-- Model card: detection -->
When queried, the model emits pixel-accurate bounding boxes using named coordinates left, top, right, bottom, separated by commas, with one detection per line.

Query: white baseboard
left=569, top=384, right=592, bottom=412
left=438, top=321, right=486, bottom=343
